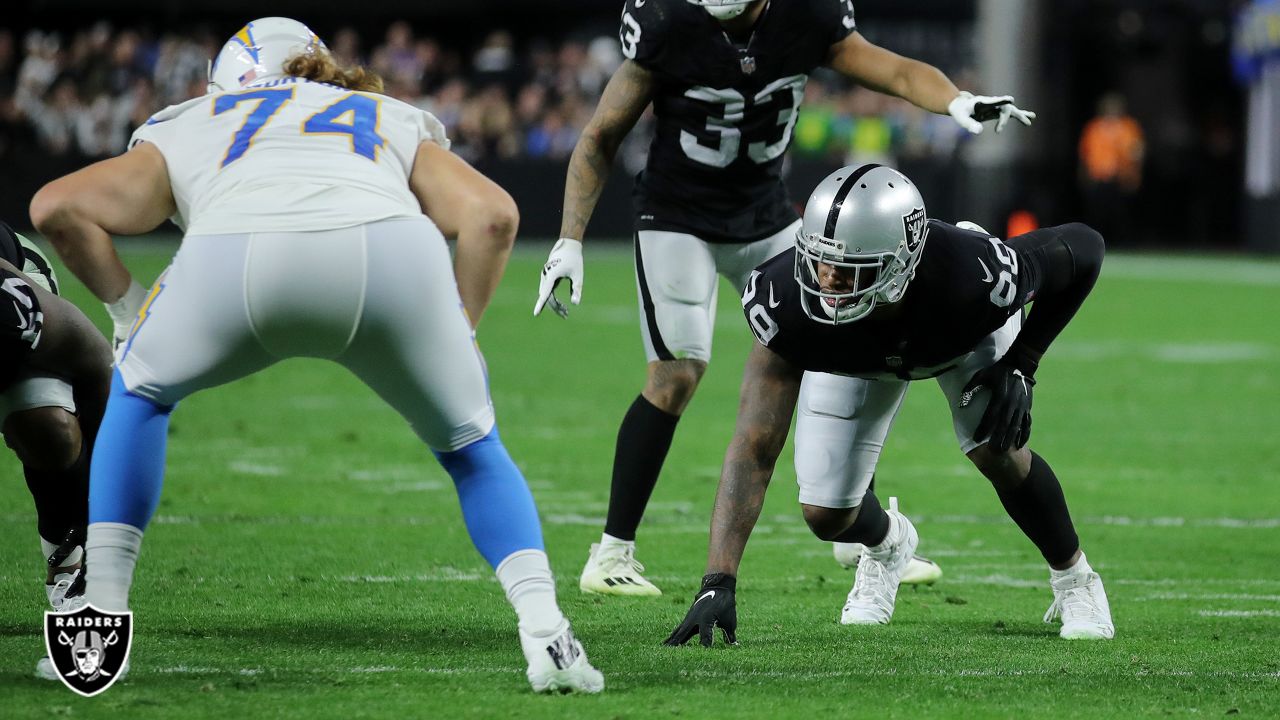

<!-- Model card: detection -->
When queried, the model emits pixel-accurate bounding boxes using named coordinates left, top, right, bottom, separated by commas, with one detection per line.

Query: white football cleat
left=520, top=622, right=604, bottom=694
left=46, top=568, right=85, bottom=612
left=35, top=656, right=58, bottom=681
left=1044, top=556, right=1115, bottom=640
left=841, top=503, right=919, bottom=625
left=833, top=542, right=942, bottom=585
left=579, top=542, right=661, bottom=596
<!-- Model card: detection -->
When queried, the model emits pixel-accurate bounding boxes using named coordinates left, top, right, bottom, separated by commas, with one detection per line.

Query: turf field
left=2, top=238, right=1278, bottom=718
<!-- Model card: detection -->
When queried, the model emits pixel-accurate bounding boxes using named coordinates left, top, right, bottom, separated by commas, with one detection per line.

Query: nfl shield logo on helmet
left=44, top=604, right=133, bottom=697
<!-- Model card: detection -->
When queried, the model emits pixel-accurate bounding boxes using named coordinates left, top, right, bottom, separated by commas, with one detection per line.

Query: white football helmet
left=687, top=0, right=757, bottom=21
left=794, top=164, right=930, bottom=325
left=208, top=17, right=325, bottom=93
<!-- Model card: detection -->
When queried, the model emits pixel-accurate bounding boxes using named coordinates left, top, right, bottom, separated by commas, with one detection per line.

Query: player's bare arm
left=410, top=140, right=519, bottom=327
left=560, top=59, right=655, bottom=243
left=705, top=343, right=803, bottom=576
left=535, top=59, right=655, bottom=317
left=827, top=32, right=1035, bottom=134
left=826, top=32, right=958, bottom=113
left=30, top=143, right=174, bottom=305
left=665, top=342, right=800, bottom=646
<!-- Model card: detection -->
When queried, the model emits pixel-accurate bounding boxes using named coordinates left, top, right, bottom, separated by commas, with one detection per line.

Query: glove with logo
left=947, top=91, right=1037, bottom=135
left=959, top=358, right=1035, bottom=452
left=664, top=573, right=738, bottom=647
left=533, top=238, right=584, bottom=318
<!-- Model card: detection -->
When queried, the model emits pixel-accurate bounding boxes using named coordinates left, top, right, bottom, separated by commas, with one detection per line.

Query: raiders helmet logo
left=44, top=604, right=133, bottom=697
left=902, top=207, right=928, bottom=252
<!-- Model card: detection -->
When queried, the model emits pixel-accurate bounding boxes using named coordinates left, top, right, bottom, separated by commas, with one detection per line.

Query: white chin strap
left=705, top=4, right=749, bottom=20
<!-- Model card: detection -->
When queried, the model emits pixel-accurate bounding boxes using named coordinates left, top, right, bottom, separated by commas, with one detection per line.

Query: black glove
left=959, top=359, right=1035, bottom=452
left=663, top=573, right=737, bottom=647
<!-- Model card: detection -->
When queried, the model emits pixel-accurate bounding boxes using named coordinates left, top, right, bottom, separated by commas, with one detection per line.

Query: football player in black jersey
left=665, top=164, right=1114, bottom=645
left=535, top=0, right=1033, bottom=596
left=1, top=222, right=112, bottom=623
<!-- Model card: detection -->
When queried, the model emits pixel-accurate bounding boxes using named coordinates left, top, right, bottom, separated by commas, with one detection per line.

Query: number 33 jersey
left=621, top=0, right=857, bottom=243
left=742, top=221, right=1045, bottom=381
left=128, top=78, right=448, bottom=236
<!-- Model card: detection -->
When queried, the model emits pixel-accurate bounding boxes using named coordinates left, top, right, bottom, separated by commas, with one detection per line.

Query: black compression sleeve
left=1004, top=223, right=1105, bottom=375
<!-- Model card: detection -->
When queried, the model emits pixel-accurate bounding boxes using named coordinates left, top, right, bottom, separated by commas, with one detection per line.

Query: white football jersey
left=129, top=77, right=449, bottom=235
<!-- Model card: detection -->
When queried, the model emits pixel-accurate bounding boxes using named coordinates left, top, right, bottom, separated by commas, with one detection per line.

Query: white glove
left=104, top=279, right=148, bottom=348
left=947, top=91, right=1037, bottom=135
left=533, top=238, right=584, bottom=318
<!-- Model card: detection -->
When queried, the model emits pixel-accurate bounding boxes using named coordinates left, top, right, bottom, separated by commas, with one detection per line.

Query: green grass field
left=2, top=240, right=1278, bottom=718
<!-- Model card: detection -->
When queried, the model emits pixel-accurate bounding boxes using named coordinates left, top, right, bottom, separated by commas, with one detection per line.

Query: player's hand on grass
left=959, top=359, right=1034, bottom=452
left=665, top=573, right=738, bottom=647
left=534, top=238, right=584, bottom=318
left=948, top=92, right=1036, bottom=135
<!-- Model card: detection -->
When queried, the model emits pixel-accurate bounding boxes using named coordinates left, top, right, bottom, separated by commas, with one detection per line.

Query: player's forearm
left=453, top=203, right=519, bottom=328
left=705, top=448, right=776, bottom=577
left=32, top=208, right=133, bottom=304
left=559, top=129, right=619, bottom=241
left=1006, top=223, right=1106, bottom=373
left=892, top=59, right=961, bottom=116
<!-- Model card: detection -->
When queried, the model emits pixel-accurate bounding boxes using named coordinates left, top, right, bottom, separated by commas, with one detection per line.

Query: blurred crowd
left=0, top=21, right=968, bottom=170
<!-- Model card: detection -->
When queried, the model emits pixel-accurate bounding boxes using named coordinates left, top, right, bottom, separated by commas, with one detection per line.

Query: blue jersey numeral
left=213, top=88, right=295, bottom=167
left=302, top=94, right=385, bottom=161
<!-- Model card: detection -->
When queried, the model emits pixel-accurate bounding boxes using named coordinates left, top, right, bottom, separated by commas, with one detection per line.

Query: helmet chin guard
left=793, top=164, right=929, bottom=326
left=208, top=17, right=326, bottom=93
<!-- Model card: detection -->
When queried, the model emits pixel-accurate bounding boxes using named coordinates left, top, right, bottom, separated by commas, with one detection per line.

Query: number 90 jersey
left=742, top=221, right=1040, bottom=381
left=128, top=78, right=449, bottom=236
left=621, top=0, right=857, bottom=243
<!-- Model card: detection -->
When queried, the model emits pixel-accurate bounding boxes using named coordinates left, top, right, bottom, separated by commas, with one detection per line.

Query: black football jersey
left=741, top=221, right=1038, bottom=380
left=0, top=221, right=45, bottom=390
left=0, top=266, right=43, bottom=391
left=0, top=221, right=23, bottom=267
left=621, top=0, right=857, bottom=243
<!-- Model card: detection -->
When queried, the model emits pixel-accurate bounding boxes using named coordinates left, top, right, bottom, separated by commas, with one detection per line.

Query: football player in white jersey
left=30, top=18, right=603, bottom=694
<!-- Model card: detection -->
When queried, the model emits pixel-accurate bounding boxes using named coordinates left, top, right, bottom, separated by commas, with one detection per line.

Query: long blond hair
left=283, top=51, right=384, bottom=94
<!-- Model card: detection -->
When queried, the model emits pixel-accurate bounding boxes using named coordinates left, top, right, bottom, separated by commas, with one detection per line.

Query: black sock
left=994, top=452, right=1079, bottom=566
left=25, top=446, right=90, bottom=549
left=603, top=395, right=680, bottom=541
left=832, top=490, right=890, bottom=547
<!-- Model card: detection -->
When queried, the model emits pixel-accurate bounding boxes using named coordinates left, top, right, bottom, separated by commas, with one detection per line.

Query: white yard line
left=1198, top=610, right=1280, bottom=618
left=147, top=664, right=1280, bottom=680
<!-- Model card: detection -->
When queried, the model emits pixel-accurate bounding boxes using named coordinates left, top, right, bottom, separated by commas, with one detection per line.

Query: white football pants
left=117, top=217, right=494, bottom=451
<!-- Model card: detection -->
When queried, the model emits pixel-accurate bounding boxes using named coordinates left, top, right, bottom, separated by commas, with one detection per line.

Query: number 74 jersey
left=741, top=221, right=1039, bottom=381
left=128, top=77, right=449, bottom=236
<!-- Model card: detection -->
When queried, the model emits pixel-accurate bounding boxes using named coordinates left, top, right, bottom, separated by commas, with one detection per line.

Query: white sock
left=599, top=533, right=633, bottom=549
left=1050, top=552, right=1090, bottom=580
left=866, top=512, right=901, bottom=555
left=496, top=549, right=566, bottom=638
left=85, top=522, right=144, bottom=612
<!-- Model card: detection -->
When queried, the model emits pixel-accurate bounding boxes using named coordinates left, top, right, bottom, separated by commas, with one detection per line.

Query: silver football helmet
left=794, top=164, right=930, bottom=325
left=686, top=0, right=757, bottom=21
left=208, top=17, right=325, bottom=93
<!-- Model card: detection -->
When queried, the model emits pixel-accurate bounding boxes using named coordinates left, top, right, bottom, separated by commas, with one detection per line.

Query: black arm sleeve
left=1003, top=223, right=1106, bottom=375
